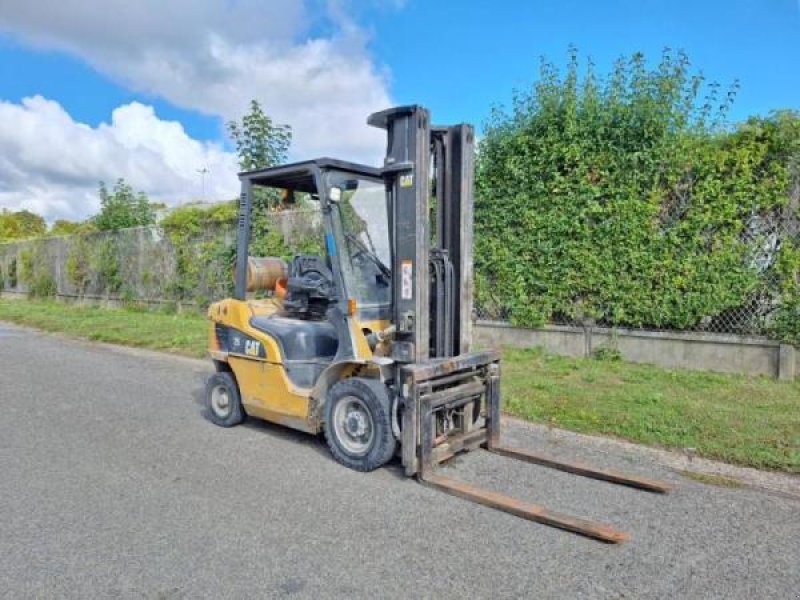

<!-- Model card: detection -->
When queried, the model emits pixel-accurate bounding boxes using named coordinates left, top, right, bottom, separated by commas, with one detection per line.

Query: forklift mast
left=367, top=107, right=671, bottom=543
left=369, top=106, right=502, bottom=478
left=431, top=124, right=475, bottom=357
left=367, top=106, right=474, bottom=362
left=368, top=106, right=432, bottom=363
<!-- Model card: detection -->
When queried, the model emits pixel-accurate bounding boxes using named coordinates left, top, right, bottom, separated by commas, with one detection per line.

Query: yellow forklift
left=206, top=105, right=671, bottom=543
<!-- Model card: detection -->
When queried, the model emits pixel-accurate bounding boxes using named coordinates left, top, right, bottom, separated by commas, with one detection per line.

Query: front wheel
left=324, top=378, right=396, bottom=472
left=206, top=371, right=245, bottom=427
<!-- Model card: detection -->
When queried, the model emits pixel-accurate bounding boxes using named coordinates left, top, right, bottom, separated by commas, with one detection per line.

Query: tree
left=0, top=210, right=22, bottom=241
left=0, top=209, right=46, bottom=241
left=227, top=99, right=291, bottom=172
left=227, top=100, right=294, bottom=250
left=14, top=210, right=47, bottom=238
left=92, top=179, right=156, bottom=231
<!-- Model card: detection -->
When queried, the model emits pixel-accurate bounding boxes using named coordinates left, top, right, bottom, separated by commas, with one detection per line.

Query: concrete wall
left=475, top=321, right=797, bottom=381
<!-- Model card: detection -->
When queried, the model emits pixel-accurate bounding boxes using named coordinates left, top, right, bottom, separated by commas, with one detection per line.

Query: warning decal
left=401, top=260, right=413, bottom=300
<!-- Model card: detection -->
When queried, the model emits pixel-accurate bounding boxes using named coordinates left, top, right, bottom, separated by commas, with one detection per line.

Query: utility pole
left=197, top=166, right=210, bottom=201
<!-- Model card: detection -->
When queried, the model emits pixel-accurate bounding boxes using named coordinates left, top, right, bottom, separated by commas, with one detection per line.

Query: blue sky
left=0, top=39, right=221, bottom=141
left=372, top=0, right=800, bottom=127
left=0, top=0, right=798, bottom=221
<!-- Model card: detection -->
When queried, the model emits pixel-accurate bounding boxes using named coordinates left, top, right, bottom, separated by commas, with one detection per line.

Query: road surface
left=1, top=322, right=798, bottom=599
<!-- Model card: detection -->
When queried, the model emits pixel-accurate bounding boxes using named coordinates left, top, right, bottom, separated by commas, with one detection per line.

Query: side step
left=421, top=473, right=629, bottom=544
left=489, top=445, right=673, bottom=494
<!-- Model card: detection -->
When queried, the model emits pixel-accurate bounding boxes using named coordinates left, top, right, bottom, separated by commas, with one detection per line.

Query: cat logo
left=244, top=339, right=262, bottom=357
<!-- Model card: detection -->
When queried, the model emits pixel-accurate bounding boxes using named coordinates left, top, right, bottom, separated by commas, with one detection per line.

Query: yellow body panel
left=354, top=317, right=391, bottom=357
left=208, top=297, right=316, bottom=431
left=350, top=319, right=373, bottom=360
left=228, top=356, right=312, bottom=430
left=209, top=298, right=283, bottom=359
left=208, top=298, right=389, bottom=434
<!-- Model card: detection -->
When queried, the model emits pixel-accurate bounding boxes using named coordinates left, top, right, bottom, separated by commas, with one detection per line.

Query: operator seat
left=249, top=316, right=338, bottom=360
left=249, top=315, right=338, bottom=388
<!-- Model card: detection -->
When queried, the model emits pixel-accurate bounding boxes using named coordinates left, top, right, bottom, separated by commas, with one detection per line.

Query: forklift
left=206, top=105, right=671, bottom=543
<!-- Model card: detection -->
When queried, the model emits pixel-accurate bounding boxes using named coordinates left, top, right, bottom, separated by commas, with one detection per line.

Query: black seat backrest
left=250, top=315, right=338, bottom=360
left=283, top=255, right=335, bottom=319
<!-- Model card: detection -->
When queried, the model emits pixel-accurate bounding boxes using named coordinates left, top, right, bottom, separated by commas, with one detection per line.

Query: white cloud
left=0, top=0, right=394, bottom=162
left=0, top=96, right=240, bottom=222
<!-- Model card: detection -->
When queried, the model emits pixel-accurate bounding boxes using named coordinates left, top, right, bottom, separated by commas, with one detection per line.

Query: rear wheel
left=206, top=371, right=245, bottom=427
left=324, top=378, right=396, bottom=472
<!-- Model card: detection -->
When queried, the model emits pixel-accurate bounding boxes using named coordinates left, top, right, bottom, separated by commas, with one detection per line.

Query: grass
left=1, top=298, right=798, bottom=473
left=678, top=470, right=745, bottom=488
left=0, top=298, right=207, bottom=358
left=503, top=347, right=800, bottom=473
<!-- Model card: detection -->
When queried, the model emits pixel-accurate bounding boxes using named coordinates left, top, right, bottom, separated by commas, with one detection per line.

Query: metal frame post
left=433, top=125, right=475, bottom=354
left=369, top=106, right=432, bottom=363
left=234, top=178, right=253, bottom=300
left=485, top=363, right=501, bottom=449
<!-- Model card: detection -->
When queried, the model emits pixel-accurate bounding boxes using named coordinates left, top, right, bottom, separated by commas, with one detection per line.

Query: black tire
left=206, top=371, right=245, bottom=427
left=324, top=377, right=396, bottom=472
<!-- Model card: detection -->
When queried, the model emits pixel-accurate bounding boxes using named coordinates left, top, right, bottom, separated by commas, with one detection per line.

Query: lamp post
left=197, top=166, right=210, bottom=201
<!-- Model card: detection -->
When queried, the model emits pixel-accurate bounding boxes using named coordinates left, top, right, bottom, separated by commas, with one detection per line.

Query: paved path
left=1, top=322, right=798, bottom=599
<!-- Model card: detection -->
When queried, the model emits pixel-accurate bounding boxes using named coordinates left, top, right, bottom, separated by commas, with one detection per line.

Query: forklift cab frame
left=234, top=158, right=392, bottom=328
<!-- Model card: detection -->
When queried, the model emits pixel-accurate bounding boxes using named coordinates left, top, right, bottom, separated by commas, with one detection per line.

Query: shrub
left=8, top=258, right=17, bottom=288
left=66, top=235, right=91, bottom=296
left=18, top=243, right=57, bottom=298
left=91, top=238, right=122, bottom=294
left=28, top=273, right=56, bottom=298
left=476, top=49, right=800, bottom=334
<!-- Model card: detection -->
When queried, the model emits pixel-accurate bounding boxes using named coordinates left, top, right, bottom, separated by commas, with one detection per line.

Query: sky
left=0, top=0, right=798, bottom=222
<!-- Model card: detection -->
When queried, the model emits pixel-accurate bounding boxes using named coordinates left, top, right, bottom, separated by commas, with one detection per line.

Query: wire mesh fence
left=474, top=191, right=800, bottom=340
left=0, top=209, right=323, bottom=308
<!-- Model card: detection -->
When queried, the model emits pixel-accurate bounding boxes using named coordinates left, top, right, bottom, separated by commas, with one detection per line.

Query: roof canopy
left=239, top=158, right=382, bottom=192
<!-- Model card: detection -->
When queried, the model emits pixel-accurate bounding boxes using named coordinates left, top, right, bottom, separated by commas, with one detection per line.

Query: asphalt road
left=1, top=322, right=798, bottom=599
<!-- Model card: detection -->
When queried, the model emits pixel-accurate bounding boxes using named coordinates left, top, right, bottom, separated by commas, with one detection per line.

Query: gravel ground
left=1, top=322, right=798, bottom=599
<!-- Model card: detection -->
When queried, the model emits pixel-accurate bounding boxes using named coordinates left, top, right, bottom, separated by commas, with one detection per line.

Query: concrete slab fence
left=474, top=321, right=797, bottom=381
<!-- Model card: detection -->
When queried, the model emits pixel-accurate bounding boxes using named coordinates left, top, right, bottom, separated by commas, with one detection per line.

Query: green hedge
left=475, top=50, right=800, bottom=343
